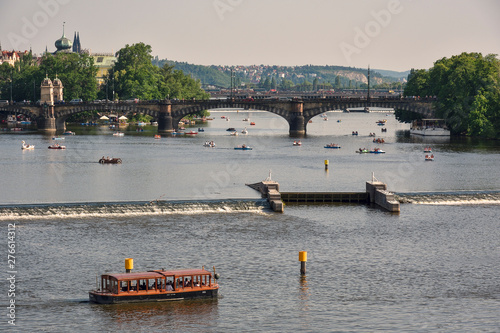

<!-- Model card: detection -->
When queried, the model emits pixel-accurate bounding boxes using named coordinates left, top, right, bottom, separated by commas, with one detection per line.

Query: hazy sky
left=1, top=0, right=499, bottom=71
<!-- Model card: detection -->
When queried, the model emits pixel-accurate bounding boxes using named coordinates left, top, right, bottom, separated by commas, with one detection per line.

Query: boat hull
left=410, top=128, right=450, bottom=136
left=89, top=288, right=218, bottom=304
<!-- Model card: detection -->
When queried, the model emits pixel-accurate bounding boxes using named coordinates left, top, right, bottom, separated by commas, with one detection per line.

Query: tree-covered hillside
left=155, top=58, right=404, bottom=91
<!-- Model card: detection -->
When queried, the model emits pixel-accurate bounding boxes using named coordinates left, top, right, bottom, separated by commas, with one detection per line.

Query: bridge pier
left=289, top=100, right=306, bottom=137
left=36, top=105, right=57, bottom=132
left=37, top=117, right=56, bottom=132
left=158, top=101, right=173, bottom=133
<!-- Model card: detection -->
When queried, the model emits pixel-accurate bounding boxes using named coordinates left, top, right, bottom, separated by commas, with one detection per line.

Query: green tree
left=38, top=52, right=98, bottom=102
left=334, top=75, right=341, bottom=89
left=108, top=43, right=208, bottom=102
left=271, top=77, right=277, bottom=90
left=111, top=42, right=160, bottom=100
left=403, top=52, right=500, bottom=138
left=313, top=77, right=319, bottom=91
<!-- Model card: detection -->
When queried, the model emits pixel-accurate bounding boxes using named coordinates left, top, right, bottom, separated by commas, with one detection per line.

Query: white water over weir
left=0, top=199, right=269, bottom=220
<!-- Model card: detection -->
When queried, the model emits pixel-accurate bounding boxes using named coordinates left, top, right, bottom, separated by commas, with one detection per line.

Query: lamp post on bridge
left=367, top=65, right=371, bottom=103
left=10, top=68, right=13, bottom=105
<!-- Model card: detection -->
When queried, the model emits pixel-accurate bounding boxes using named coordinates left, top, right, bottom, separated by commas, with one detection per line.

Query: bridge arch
left=170, top=102, right=293, bottom=131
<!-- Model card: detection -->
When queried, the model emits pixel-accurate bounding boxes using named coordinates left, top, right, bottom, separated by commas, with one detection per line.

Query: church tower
left=72, top=31, right=81, bottom=53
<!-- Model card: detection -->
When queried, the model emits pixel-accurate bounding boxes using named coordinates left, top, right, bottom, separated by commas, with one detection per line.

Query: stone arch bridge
left=0, top=98, right=435, bottom=136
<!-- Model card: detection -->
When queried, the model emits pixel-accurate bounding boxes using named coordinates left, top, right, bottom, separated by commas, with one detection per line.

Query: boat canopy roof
left=104, top=268, right=212, bottom=281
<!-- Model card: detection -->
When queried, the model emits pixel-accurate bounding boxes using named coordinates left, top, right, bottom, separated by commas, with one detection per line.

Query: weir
left=247, top=173, right=400, bottom=213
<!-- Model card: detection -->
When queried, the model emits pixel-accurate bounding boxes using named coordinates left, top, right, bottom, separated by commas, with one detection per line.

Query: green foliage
left=39, top=52, right=98, bottom=102
left=109, top=43, right=209, bottom=101
left=0, top=52, right=98, bottom=102
left=395, top=109, right=423, bottom=123
left=404, top=69, right=429, bottom=97
left=403, top=52, right=500, bottom=138
left=66, top=110, right=99, bottom=122
left=128, top=113, right=153, bottom=123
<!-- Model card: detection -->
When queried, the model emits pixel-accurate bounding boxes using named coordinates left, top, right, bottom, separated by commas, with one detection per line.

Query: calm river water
left=1, top=111, right=499, bottom=332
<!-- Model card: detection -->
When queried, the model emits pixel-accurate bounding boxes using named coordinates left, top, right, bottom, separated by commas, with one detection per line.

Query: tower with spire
left=54, top=22, right=72, bottom=54
left=72, top=31, right=81, bottom=53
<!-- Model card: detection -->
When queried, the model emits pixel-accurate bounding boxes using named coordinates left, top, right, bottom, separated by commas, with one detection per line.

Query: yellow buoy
left=125, top=258, right=133, bottom=273
left=299, top=251, right=307, bottom=275
left=324, top=159, right=329, bottom=170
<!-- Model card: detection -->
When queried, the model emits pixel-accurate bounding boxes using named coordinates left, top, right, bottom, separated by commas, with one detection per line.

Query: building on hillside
left=0, top=44, right=30, bottom=66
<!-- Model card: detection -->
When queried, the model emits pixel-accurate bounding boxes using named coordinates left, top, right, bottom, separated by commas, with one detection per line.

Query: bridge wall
left=0, top=98, right=435, bottom=135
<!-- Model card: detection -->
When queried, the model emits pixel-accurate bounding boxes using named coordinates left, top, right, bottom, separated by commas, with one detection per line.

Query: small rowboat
left=185, top=131, right=198, bottom=135
left=99, top=157, right=122, bottom=164
left=154, top=134, right=161, bottom=139
left=203, top=141, right=216, bottom=148
left=324, top=144, right=341, bottom=149
left=112, top=132, right=124, bottom=136
left=356, top=149, right=369, bottom=154
left=234, top=145, right=252, bottom=150
left=425, top=154, right=434, bottom=161
left=52, top=136, right=65, bottom=140
left=369, top=148, right=385, bottom=154
left=62, top=131, right=76, bottom=135
left=250, top=122, right=256, bottom=126
left=293, top=141, right=302, bottom=146
left=48, top=144, right=66, bottom=149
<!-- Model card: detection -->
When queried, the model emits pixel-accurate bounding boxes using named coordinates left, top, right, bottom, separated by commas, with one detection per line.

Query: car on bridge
left=70, top=99, right=83, bottom=104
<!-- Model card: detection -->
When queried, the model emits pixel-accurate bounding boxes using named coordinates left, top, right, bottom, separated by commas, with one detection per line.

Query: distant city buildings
left=0, top=23, right=116, bottom=87
left=91, top=53, right=117, bottom=85
left=0, top=44, right=30, bottom=66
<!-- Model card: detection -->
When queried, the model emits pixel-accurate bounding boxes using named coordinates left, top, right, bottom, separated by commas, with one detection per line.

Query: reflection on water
left=90, top=298, right=219, bottom=331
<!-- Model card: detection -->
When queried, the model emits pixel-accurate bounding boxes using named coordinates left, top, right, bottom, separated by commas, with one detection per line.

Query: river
left=1, top=110, right=499, bottom=332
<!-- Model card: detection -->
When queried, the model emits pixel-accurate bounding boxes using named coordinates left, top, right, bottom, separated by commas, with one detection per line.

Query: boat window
left=148, top=279, right=156, bottom=290
left=105, top=278, right=111, bottom=292
left=156, top=278, right=164, bottom=291
left=121, top=281, right=128, bottom=292
left=193, top=275, right=201, bottom=287
left=130, top=280, right=137, bottom=291
left=139, top=279, right=147, bottom=291
left=112, top=280, right=118, bottom=294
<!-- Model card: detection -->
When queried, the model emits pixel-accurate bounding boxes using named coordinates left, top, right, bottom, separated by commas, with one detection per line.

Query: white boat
left=410, top=119, right=450, bottom=136
left=113, top=132, right=125, bottom=136
left=230, top=131, right=238, bottom=136
left=21, top=141, right=34, bottom=150
left=241, top=127, right=248, bottom=135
